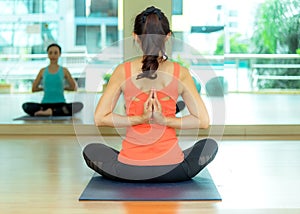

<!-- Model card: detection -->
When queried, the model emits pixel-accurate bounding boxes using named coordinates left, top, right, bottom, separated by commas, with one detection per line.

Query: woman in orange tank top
left=83, top=6, right=218, bottom=182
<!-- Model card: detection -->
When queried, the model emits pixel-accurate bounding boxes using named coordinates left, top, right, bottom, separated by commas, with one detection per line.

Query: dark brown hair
left=134, top=6, right=171, bottom=80
left=47, top=43, right=61, bottom=53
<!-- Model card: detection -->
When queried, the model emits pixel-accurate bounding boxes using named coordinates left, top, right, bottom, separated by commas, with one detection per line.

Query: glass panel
left=74, top=0, right=119, bottom=53
left=0, top=0, right=59, bottom=14
left=89, top=0, right=118, bottom=17
left=0, top=24, right=14, bottom=47
left=0, top=22, right=58, bottom=54
left=106, top=26, right=118, bottom=46
left=172, top=31, right=184, bottom=52
left=85, top=26, right=101, bottom=53
left=229, top=10, right=238, bottom=17
left=76, top=26, right=86, bottom=46
left=172, top=0, right=183, bottom=15
left=43, top=0, right=59, bottom=13
left=75, top=0, right=86, bottom=17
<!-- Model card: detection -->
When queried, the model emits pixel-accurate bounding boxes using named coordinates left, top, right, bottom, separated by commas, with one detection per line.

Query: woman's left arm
left=63, top=68, right=77, bottom=91
left=94, top=64, right=149, bottom=127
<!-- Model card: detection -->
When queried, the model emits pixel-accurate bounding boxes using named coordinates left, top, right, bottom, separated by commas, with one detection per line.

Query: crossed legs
left=22, top=102, right=83, bottom=116
left=83, top=138, right=218, bottom=182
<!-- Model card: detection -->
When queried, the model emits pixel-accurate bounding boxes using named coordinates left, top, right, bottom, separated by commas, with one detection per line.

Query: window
left=229, top=22, right=238, bottom=28
left=229, top=10, right=238, bottom=17
left=172, top=0, right=183, bottom=15
left=0, top=0, right=59, bottom=14
left=0, top=0, right=59, bottom=54
left=74, top=0, right=119, bottom=53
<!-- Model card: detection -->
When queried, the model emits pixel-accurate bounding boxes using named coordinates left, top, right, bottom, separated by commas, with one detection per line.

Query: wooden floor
left=1, top=135, right=300, bottom=214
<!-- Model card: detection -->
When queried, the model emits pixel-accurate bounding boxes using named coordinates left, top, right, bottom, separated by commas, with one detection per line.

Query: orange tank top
left=118, top=62, right=184, bottom=166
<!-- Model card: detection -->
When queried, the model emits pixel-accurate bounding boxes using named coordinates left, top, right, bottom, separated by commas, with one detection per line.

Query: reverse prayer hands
left=143, top=89, right=166, bottom=125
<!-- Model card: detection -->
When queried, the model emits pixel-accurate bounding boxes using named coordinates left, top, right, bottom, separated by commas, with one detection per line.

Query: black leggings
left=83, top=138, right=218, bottom=182
left=22, top=102, right=83, bottom=116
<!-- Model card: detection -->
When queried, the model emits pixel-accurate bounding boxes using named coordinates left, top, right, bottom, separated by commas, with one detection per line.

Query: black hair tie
left=142, top=6, right=163, bottom=23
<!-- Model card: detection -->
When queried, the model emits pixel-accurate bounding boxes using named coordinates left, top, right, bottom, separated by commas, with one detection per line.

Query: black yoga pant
left=22, top=102, right=83, bottom=116
left=83, top=138, right=218, bottom=182
left=175, top=100, right=185, bottom=114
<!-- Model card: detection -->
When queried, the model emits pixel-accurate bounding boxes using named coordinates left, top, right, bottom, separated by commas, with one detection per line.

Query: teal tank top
left=41, top=66, right=66, bottom=103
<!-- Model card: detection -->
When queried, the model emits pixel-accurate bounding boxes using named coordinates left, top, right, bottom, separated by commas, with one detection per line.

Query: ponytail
left=134, top=6, right=171, bottom=80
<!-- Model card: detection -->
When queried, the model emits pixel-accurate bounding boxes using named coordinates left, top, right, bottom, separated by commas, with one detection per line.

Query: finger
left=151, top=97, right=158, bottom=111
left=145, top=89, right=154, bottom=104
left=151, top=88, right=155, bottom=98
left=144, top=99, right=151, bottom=111
left=154, top=98, right=162, bottom=112
left=152, top=89, right=157, bottom=99
left=150, top=98, right=155, bottom=112
left=153, top=90, right=161, bottom=106
left=145, top=95, right=151, bottom=105
left=147, top=89, right=154, bottom=99
left=153, top=91, right=162, bottom=112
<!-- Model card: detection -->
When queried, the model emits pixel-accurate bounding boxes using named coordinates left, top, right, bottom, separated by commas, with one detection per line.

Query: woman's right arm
left=94, top=64, right=150, bottom=127
left=31, top=69, right=44, bottom=92
left=152, top=66, right=210, bottom=130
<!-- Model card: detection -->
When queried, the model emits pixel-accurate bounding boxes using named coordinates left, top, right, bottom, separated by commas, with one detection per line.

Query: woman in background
left=22, top=43, right=83, bottom=116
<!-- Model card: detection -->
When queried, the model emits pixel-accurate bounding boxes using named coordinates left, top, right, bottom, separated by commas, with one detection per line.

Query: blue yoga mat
left=79, top=168, right=221, bottom=201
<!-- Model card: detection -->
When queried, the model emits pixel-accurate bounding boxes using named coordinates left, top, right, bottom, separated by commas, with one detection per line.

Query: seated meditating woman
left=83, top=6, right=218, bottom=182
left=22, top=43, right=83, bottom=116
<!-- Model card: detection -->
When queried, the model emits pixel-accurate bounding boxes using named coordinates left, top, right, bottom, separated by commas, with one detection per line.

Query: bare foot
left=34, top=108, right=53, bottom=116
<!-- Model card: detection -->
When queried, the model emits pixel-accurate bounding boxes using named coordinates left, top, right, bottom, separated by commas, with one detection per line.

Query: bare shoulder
left=177, top=64, right=190, bottom=80
left=114, top=62, right=125, bottom=72
left=103, top=63, right=126, bottom=92
left=111, top=63, right=125, bottom=78
left=33, top=67, right=45, bottom=83
left=38, top=67, right=46, bottom=76
left=107, top=63, right=126, bottom=88
left=126, top=58, right=142, bottom=75
left=62, top=67, right=71, bottom=74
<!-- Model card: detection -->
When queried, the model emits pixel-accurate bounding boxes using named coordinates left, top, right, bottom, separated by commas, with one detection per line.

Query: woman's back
left=125, top=59, right=177, bottom=91
left=118, top=60, right=184, bottom=166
